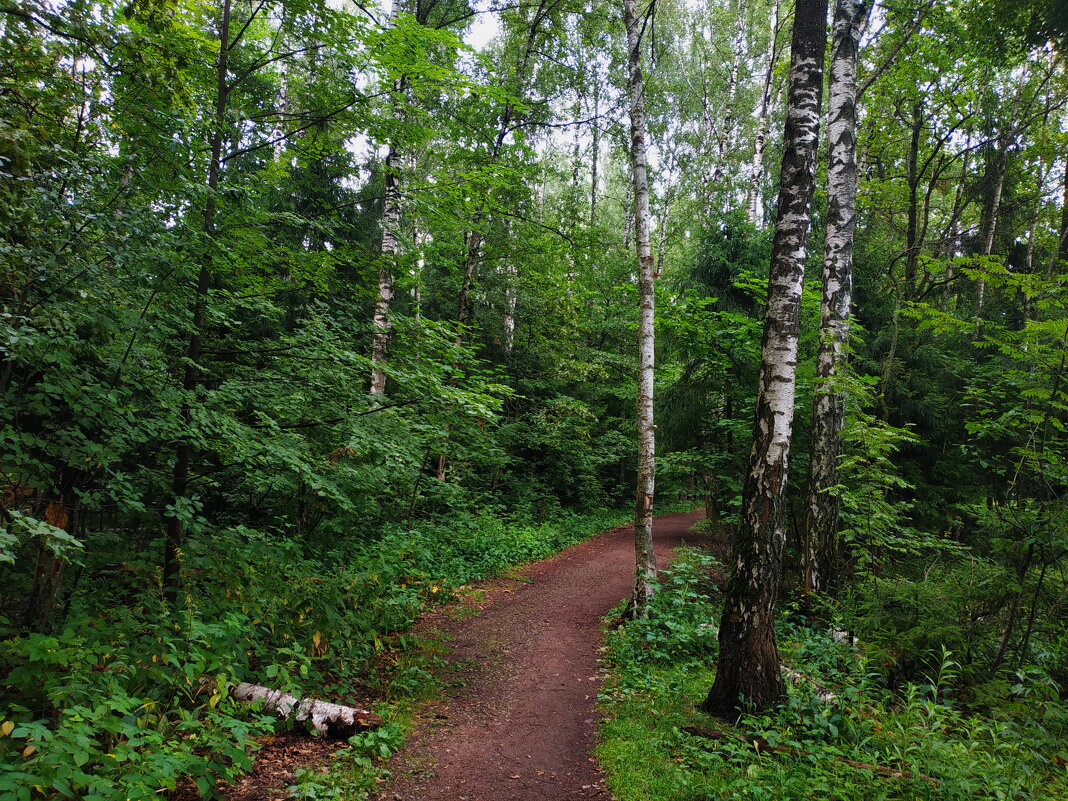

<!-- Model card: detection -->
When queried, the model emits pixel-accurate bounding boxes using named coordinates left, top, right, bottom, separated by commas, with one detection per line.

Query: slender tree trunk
left=369, top=0, right=413, bottom=396
left=164, top=0, right=232, bottom=605
left=655, top=150, right=678, bottom=277
left=412, top=224, right=425, bottom=321
left=941, top=127, right=972, bottom=308
left=591, top=82, right=601, bottom=226
left=903, top=101, right=923, bottom=296
left=711, top=0, right=748, bottom=184
left=503, top=262, right=517, bottom=354
left=435, top=2, right=548, bottom=481
left=623, top=0, right=657, bottom=613
left=802, top=0, right=870, bottom=603
left=976, top=147, right=1007, bottom=314
left=703, top=0, right=828, bottom=715
left=1058, top=158, right=1068, bottom=271
left=747, top=0, right=782, bottom=226
left=500, top=218, right=518, bottom=353
left=24, top=493, right=78, bottom=632
left=990, top=542, right=1033, bottom=672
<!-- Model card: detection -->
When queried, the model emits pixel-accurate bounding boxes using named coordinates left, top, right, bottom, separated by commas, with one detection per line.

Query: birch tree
left=369, top=0, right=415, bottom=397
left=801, top=0, right=871, bottom=601
left=746, top=0, right=784, bottom=225
left=702, top=0, right=828, bottom=714
left=624, top=0, right=657, bottom=612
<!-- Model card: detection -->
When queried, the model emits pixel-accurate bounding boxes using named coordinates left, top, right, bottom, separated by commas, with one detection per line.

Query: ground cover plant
left=597, top=547, right=1068, bottom=801
left=0, top=506, right=631, bottom=800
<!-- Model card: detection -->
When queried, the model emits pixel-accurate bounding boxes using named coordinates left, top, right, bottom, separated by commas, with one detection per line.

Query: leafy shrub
left=598, top=553, right=1068, bottom=801
left=604, top=548, right=721, bottom=672
left=0, top=506, right=630, bottom=799
left=0, top=611, right=274, bottom=801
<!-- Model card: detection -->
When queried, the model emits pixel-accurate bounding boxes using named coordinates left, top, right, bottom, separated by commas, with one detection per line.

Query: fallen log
left=226, top=682, right=382, bottom=737
left=680, top=725, right=937, bottom=788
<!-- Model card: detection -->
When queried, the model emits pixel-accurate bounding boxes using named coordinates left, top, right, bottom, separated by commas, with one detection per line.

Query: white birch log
left=228, top=682, right=382, bottom=736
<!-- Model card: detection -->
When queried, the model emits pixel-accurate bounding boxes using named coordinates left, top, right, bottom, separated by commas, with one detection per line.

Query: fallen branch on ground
left=223, top=681, right=382, bottom=736
left=680, top=725, right=937, bottom=788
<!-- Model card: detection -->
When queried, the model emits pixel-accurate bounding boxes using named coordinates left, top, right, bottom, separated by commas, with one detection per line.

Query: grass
left=596, top=548, right=1068, bottom=801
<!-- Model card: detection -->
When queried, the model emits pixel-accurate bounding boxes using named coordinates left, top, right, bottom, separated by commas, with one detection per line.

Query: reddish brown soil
left=378, top=509, right=708, bottom=801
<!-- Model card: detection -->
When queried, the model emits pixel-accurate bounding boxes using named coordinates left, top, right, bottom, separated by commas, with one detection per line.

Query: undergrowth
left=0, top=506, right=631, bottom=800
left=597, top=547, right=1068, bottom=801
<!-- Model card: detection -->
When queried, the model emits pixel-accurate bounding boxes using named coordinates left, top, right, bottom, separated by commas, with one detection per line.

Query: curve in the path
left=379, top=509, right=707, bottom=801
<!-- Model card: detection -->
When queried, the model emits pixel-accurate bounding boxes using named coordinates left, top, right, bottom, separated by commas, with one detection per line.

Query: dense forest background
left=2, top=0, right=1068, bottom=798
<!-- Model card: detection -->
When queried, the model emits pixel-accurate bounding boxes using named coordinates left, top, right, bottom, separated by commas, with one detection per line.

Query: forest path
left=377, top=509, right=707, bottom=801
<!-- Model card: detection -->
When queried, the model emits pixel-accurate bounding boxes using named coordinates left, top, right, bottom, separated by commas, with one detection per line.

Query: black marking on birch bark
left=704, top=0, right=828, bottom=716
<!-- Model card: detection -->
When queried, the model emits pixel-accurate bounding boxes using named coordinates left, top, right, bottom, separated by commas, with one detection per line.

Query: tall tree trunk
left=655, top=149, right=679, bottom=277
left=711, top=0, right=748, bottom=184
left=452, top=0, right=544, bottom=348
left=903, top=100, right=924, bottom=296
left=801, top=0, right=870, bottom=603
left=746, top=0, right=782, bottom=226
left=164, top=0, right=232, bottom=605
left=591, top=81, right=601, bottom=226
left=976, top=147, right=1007, bottom=314
left=702, top=0, right=828, bottom=715
left=435, top=1, right=548, bottom=481
left=1058, top=158, right=1068, bottom=271
left=623, top=0, right=657, bottom=613
left=369, top=0, right=413, bottom=396
left=503, top=262, right=517, bottom=354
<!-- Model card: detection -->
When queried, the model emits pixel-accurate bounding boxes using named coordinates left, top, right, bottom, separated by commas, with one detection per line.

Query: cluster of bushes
left=597, top=547, right=1068, bottom=801
left=0, top=507, right=629, bottom=800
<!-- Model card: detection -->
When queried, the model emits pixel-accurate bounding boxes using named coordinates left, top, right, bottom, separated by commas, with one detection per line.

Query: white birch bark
left=369, top=0, right=413, bottom=396
left=623, top=0, right=657, bottom=613
left=503, top=262, right=517, bottom=353
left=228, top=682, right=381, bottom=736
left=746, top=0, right=782, bottom=225
left=435, top=2, right=547, bottom=482
left=711, top=0, right=748, bottom=184
left=704, top=0, right=828, bottom=714
left=802, top=0, right=871, bottom=601
left=976, top=149, right=1007, bottom=314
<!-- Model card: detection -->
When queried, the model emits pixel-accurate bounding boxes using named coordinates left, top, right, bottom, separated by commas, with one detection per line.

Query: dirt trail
left=379, top=509, right=707, bottom=801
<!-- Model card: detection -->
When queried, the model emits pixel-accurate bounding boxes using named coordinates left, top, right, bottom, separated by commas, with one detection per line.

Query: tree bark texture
left=976, top=146, right=1007, bottom=313
left=226, top=682, right=381, bottom=736
left=711, top=0, right=748, bottom=185
left=903, top=100, right=923, bottom=295
left=623, top=0, right=657, bottom=613
left=746, top=0, right=782, bottom=226
left=1058, top=158, right=1068, bottom=271
left=802, top=0, right=870, bottom=602
left=703, top=0, right=828, bottom=715
left=369, top=0, right=413, bottom=397
left=165, top=0, right=231, bottom=605
left=436, top=2, right=548, bottom=481
left=24, top=496, right=76, bottom=632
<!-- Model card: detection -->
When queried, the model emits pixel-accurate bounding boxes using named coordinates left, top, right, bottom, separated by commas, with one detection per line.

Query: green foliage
left=0, top=612, right=275, bottom=801
left=604, top=548, right=721, bottom=669
left=599, top=550, right=1068, bottom=801
left=0, top=506, right=627, bottom=798
left=286, top=723, right=406, bottom=801
left=2, top=0, right=1066, bottom=796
